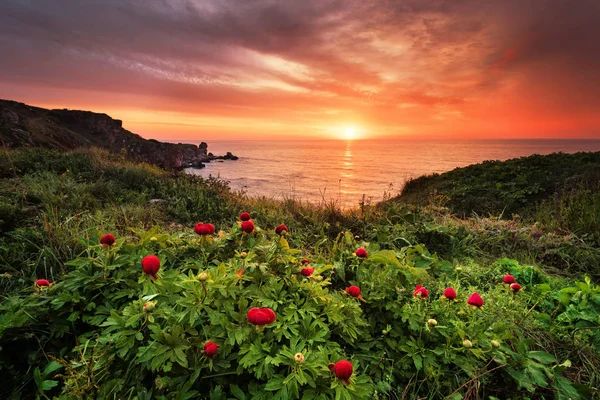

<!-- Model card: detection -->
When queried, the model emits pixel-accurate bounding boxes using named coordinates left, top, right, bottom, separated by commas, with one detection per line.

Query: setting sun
left=344, top=127, right=356, bottom=140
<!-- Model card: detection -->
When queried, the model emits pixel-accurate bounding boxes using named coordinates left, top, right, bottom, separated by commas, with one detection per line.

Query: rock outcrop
left=0, top=100, right=236, bottom=169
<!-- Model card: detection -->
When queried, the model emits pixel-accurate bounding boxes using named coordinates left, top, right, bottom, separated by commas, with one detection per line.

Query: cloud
left=0, top=0, right=598, bottom=139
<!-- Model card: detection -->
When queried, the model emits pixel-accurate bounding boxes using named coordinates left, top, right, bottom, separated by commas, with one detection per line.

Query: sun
left=344, top=127, right=356, bottom=140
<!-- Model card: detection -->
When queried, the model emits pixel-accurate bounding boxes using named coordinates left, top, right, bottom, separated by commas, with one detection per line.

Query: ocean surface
left=182, top=139, right=600, bottom=208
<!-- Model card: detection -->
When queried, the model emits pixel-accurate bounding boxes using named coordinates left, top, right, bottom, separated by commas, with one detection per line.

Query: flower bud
left=314, top=275, right=323, bottom=282
left=462, top=339, right=473, bottom=348
left=427, top=318, right=438, bottom=326
left=240, top=252, right=248, bottom=258
left=143, top=301, right=156, bottom=312
left=294, top=353, right=305, bottom=363
left=491, top=340, right=501, bottom=348
left=197, top=272, right=209, bottom=281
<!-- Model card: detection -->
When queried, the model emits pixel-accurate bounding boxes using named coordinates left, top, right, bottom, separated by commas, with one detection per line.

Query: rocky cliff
left=0, top=100, right=212, bottom=169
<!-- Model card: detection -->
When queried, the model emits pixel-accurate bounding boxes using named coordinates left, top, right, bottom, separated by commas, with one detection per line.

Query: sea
left=181, top=139, right=600, bottom=208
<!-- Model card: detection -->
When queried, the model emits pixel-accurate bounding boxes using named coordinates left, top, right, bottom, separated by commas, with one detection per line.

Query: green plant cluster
left=1, top=219, right=598, bottom=399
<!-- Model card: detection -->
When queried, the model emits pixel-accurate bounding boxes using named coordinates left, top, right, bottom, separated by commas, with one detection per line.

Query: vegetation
left=398, top=151, right=600, bottom=225
left=1, top=147, right=600, bottom=399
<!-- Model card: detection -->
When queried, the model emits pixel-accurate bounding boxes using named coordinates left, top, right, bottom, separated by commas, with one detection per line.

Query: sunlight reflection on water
left=180, top=139, right=600, bottom=208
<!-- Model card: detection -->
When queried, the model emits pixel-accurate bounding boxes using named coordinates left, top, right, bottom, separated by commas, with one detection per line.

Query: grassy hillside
left=397, top=151, right=600, bottom=224
left=1, top=147, right=600, bottom=399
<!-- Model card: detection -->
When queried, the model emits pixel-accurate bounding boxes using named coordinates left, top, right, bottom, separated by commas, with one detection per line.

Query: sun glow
left=344, top=127, right=356, bottom=140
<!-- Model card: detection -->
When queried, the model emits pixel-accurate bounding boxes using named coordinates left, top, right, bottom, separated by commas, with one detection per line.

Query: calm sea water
left=181, top=139, right=600, bottom=207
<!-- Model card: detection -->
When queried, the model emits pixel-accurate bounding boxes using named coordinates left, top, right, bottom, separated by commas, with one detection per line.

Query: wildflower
left=503, top=274, right=516, bottom=284
left=510, top=283, right=521, bottom=292
left=301, top=267, right=315, bottom=277
left=346, top=286, right=361, bottom=298
left=294, top=353, right=305, bottom=363
left=332, top=360, right=353, bottom=384
left=247, top=307, right=276, bottom=326
left=427, top=318, right=438, bottom=326
left=100, top=233, right=115, bottom=246
left=443, top=287, right=457, bottom=300
left=35, top=279, right=51, bottom=287
left=355, top=248, right=368, bottom=258
left=240, top=212, right=251, bottom=221
left=462, top=339, right=473, bottom=348
left=414, top=284, right=429, bottom=299
left=204, top=223, right=215, bottom=234
left=194, top=223, right=215, bottom=235
left=241, top=220, right=255, bottom=234
left=204, top=341, right=219, bottom=358
left=143, top=301, right=156, bottom=312
left=275, top=224, right=288, bottom=235
left=467, top=292, right=484, bottom=308
left=141, top=255, right=161, bottom=280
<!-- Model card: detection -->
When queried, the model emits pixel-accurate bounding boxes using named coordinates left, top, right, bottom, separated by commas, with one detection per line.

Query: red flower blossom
left=355, top=248, right=368, bottom=258
left=241, top=220, right=255, bottom=233
left=301, top=267, right=315, bottom=277
left=503, top=274, right=516, bottom=284
left=510, top=283, right=521, bottom=292
left=443, top=287, right=457, bottom=300
left=36, top=279, right=50, bottom=287
left=301, top=258, right=310, bottom=265
left=333, top=360, right=353, bottom=384
left=240, top=212, right=251, bottom=221
left=141, top=255, right=161, bottom=280
left=467, top=292, right=484, bottom=308
left=204, top=341, right=219, bottom=358
left=275, top=224, right=288, bottom=235
left=414, top=284, right=429, bottom=299
left=346, top=285, right=361, bottom=297
left=194, top=223, right=215, bottom=235
left=247, top=307, right=276, bottom=326
left=100, top=233, right=115, bottom=246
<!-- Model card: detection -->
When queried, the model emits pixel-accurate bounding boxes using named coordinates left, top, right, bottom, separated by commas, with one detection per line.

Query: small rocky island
left=0, top=99, right=238, bottom=170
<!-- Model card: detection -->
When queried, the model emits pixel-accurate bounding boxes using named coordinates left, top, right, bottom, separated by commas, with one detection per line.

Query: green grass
left=397, top=151, right=600, bottom=219
left=1, top=147, right=600, bottom=398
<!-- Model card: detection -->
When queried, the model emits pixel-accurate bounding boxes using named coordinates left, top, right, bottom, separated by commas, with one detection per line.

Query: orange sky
left=1, top=0, right=599, bottom=141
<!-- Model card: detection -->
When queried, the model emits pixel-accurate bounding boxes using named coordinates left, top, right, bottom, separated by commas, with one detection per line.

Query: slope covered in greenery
left=1, top=148, right=599, bottom=399
left=397, top=151, right=600, bottom=224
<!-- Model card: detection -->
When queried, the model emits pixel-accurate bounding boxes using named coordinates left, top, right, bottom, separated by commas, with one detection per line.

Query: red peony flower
left=275, top=224, right=288, bottom=235
left=204, top=341, right=219, bottom=358
left=195, top=223, right=215, bottom=235
left=467, top=292, right=484, bottom=308
left=247, top=307, right=276, bottom=326
left=241, top=220, right=255, bottom=234
left=355, top=248, right=368, bottom=258
left=301, top=267, right=315, bottom=277
left=100, top=233, right=115, bottom=246
left=510, top=283, right=521, bottom=292
left=301, top=258, right=310, bottom=265
left=346, top=285, right=361, bottom=297
left=240, top=212, right=251, bottom=221
left=262, top=307, right=276, bottom=324
left=141, top=255, right=161, bottom=280
left=36, top=279, right=50, bottom=287
left=414, top=284, right=429, bottom=299
left=443, top=287, right=457, bottom=300
left=333, top=360, right=353, bottom=384
left=204, top=223, right=215, bottom=234
left=503, top=274, right=516, bottom=284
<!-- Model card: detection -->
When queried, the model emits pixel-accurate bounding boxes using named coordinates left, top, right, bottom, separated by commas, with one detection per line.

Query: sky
left=0, top=0, right=599, bottom=141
